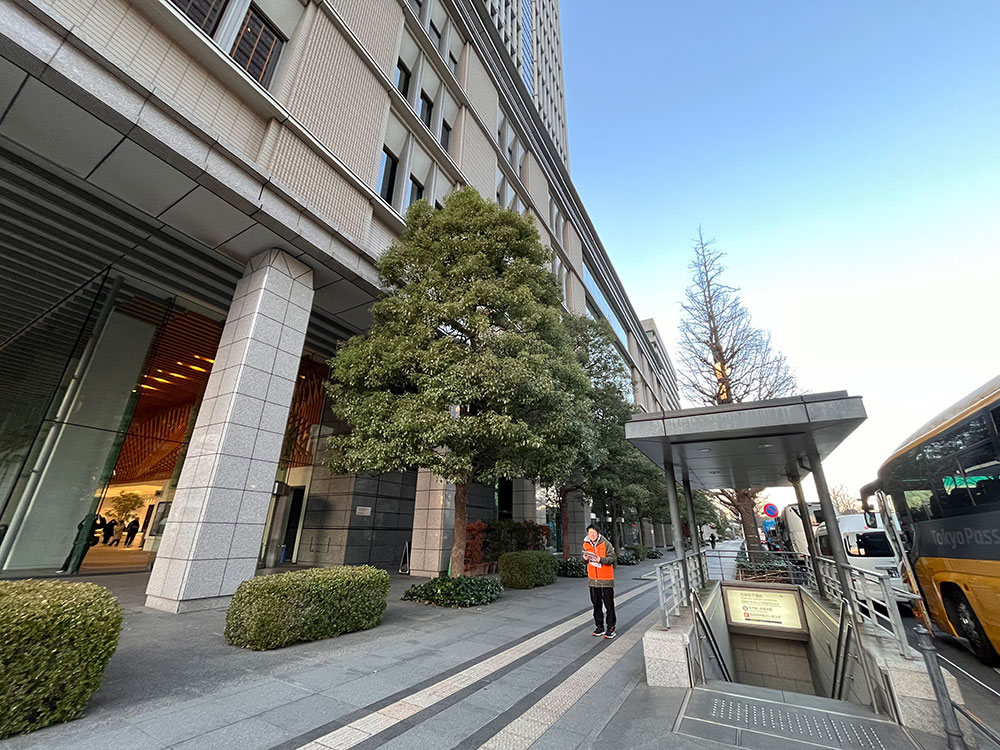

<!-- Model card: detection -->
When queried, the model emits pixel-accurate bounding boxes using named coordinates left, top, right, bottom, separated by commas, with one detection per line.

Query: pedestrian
left=101, top=517, right=116, bottom=544
left=108, top=520, right=123, bottom=547
left=709, top=532, right=717, bottom=549
left=124, top=518, right=140, bottom=547
left=582, top=523, right=617, bottom=639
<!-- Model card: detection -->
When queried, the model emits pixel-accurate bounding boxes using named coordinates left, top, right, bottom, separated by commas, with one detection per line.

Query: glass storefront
left=0, top=268, right=225, bottom=574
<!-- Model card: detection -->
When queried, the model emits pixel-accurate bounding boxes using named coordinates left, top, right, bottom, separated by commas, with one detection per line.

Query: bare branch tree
left=830, top=484, right=861, bottom=515
left=677, top=229, right=798, bottom=549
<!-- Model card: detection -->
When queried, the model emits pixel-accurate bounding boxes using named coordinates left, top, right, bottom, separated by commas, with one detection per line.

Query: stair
left=675, top=682, right=919, bottom=749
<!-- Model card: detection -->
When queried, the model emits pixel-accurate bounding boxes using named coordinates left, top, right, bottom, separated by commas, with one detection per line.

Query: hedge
left=1, top=580, right=122, bottom=739
left=617, top=550, right=639, bottom=566
left=403, top=576, right=503, bottom=607
left=557, top=557, right=587, bottom=577
left=225, top=566, right=390, bottom=650
left=499, top=550, right=558, bottom=589
left=625, top=545, right=648, bottom=561
left=483, top=520, right=550, bottom=561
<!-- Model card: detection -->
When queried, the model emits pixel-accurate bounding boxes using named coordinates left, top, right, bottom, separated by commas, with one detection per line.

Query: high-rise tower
left=485, top=0, right=569, bottom=164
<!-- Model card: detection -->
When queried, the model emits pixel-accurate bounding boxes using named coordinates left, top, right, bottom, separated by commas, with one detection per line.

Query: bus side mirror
left=864, top=511, right=878, bottom=528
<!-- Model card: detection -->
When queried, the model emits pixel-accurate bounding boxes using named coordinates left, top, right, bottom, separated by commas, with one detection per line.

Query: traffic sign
left=763, top=503, right=779, bottom=518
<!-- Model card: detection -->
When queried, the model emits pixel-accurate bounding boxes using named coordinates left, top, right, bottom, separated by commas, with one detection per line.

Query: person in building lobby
left=101, top=517, right=117, bottom=545
left=583, top=524, right=618, bottom=639
left=124, top=518, right=140, bottom=547
left=107, top=520, right=123, bottom=547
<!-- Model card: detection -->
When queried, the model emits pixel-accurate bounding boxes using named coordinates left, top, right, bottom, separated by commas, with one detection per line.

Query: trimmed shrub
left=647, top=548, right=663, bottom=559
left=499, top=550, right=558, bottom=589
left=625, top=545, right=649, bottom=561
left=557, top=557, right=587, bottom=577
left=403, top=576, right=503, bottom=607
left=617, top=550, right=639, bottom=566
left=1, top=580, right=122, bottom=739
left=225, top=566, right=390, bottom=650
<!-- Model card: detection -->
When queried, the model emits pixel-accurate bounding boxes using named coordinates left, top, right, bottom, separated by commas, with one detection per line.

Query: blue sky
left=560, top=2, right=1000, bottom=499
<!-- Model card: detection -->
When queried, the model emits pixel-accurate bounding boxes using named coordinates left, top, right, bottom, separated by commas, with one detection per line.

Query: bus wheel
left=944, top=588, right=1000, bottom=666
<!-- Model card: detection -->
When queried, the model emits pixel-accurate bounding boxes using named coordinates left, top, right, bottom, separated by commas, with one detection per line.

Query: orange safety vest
left=583, top=537, right=614, bottom=583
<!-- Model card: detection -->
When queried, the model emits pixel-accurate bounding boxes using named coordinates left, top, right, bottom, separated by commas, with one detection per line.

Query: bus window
left=905, top=489, right=933, bottom=521
left=960, top=442, right=1000, bottom=509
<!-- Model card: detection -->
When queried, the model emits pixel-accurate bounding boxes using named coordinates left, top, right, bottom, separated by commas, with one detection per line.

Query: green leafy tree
left=107, top=491, right=144, bottom=522
left=325, top=188, right=592, bottom=576
left=555, top=315, right=633, bottom=559
left=589, top=440, right=665, bottom=551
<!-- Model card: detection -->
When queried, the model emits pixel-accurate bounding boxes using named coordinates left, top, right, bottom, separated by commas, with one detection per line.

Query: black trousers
left=590, top=586, right=616, bottom=631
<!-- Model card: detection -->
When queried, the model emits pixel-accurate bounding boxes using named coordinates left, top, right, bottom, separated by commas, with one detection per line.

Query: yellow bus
left=866, top=375, right=1000, bottom=665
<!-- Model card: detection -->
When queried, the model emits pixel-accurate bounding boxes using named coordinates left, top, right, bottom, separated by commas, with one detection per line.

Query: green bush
left=403, top=576, right=503, bottom=607
left=225, top=566, right=390, bottom=650
left=625, top=545, right=649, bottom=561
left=499, top=550, right=558, bottom=588
left=557, top=557, right=587, bottom=577
left=618, top=550, right=639, bottom=566
left=1, top=580, right=122, bottom=739
left=648, top=548, right=663, bottom=559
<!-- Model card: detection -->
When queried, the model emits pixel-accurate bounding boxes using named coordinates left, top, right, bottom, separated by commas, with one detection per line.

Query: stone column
left=409, top=469, right=454, bottom=577
left=511, top=479, right=544, bottom=524
left=145, top=249, right=313, bottom=613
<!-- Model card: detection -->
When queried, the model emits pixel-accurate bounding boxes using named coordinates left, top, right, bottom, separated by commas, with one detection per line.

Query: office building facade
left=0, top=0, right=678, bottom=611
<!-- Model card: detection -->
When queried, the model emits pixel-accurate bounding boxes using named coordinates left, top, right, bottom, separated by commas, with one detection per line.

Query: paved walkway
left=1, top=552, right=716, bottom=750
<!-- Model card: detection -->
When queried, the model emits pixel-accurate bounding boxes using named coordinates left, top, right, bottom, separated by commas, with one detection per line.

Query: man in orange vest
left=583, top=523, right=618, bottom=638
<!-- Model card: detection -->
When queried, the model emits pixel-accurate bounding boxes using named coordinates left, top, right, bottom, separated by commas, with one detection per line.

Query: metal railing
left=812, top=555, right=921, bottom=659
left=653, top=550, right=707, bottom=628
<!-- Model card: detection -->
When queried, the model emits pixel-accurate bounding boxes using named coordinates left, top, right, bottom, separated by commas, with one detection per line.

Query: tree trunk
left=450, top=480, right=470, bottom=577
left=560, top=487, right=571, bottom=561
left=735, top=489, right=761, bottom=551
left=639, top=518, right=647, bottom=547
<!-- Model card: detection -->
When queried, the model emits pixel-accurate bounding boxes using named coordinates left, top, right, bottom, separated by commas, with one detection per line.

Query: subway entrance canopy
left=625, top=392, right=867, bottom=490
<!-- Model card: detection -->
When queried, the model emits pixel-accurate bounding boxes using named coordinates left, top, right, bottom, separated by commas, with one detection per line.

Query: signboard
left=763, top=503, right=779, bottom=518
left=722, top=582, right=807, bottom=636
left=355, top=506, right=372, bottom=516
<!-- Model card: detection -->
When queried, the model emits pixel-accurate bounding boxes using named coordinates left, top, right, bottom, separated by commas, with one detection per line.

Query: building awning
left=625, top=392, right=866, bottom=490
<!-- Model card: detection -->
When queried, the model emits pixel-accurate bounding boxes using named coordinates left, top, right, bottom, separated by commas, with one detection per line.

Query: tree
left=830, top=484, right=861, bottom=515
left=676, top=229, right=797, bottom=549
left=325, top=188, right=592, bottom=576
left=107, top=491, right=144, bottom=522
left=589, top=440, right=665, bottom=551
left=555, top=315, right=633, bottom=559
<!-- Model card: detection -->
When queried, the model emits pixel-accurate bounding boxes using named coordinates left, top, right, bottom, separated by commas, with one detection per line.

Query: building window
left=441, top=121, right=451, bottom=152
left=419, top=92, right=434, bottom=128
left=407, top=0, right=421, bottom=14
left=170, top=0, right=228, bottom=34
left=230, top=5, right=284, bottom=87
left=408, top=176, right=424, bottom=207
left=378, top=147, right=398, bottom=203
left=449, top=52, right=459, bottom=74
left=395, top=59, right=411, bottom=97
left=429, top=21, right=442, bottom=50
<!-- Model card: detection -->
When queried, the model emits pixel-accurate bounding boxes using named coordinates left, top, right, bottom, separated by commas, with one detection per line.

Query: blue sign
left=762, top=519, right=777, bottom=532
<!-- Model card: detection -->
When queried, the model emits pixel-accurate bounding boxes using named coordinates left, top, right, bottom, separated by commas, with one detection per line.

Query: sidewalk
left=1, top=554, right=713, bottom=750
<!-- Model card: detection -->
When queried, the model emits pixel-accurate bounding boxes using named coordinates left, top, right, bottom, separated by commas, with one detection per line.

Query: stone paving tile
left=211, top=679, right=316, bottom=716
left=133, top=698, right=253, bottom=745
left=167, top=717, right=294, bottom=750
left=256, top=693, right=355, bottom=732
left=526, top=726, right=587, bottom=750
left=0, top=724, right=167, bottom=750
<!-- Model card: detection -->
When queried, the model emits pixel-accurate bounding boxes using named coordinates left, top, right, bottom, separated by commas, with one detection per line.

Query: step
left=676, top=684, right=919, bottom=749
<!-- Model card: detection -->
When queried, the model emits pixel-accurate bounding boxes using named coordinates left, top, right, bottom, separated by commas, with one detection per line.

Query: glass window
left=230, top=6, right=284, bottom=87
left=429, top=21, right=442, bottom=50
left=818, top=533, right=833, bottom=557
left=449, top=52, right=459, bottom=75
left=582, top=262, right=628, bottom=347
left=378, top=147, right=398, bottom=203
left=407, top=176, right=424, bottom=207
left=395, top=59, right=411, bottom=97
left=170, top=0, right=228, bottom=34
left=440, top=121, right=451, bottom=152
left=846, top=531, right=893, bottom=557
left=419, top=92, right=433, bottom=128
